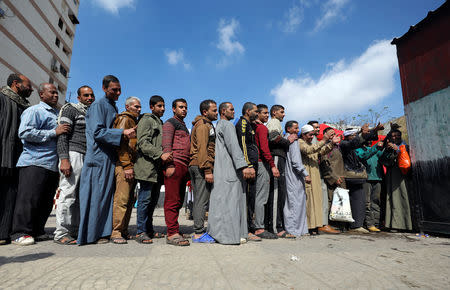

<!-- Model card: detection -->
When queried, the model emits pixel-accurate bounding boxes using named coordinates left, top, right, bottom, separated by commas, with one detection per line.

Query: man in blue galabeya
left=77, top=75, right=136, bottom=245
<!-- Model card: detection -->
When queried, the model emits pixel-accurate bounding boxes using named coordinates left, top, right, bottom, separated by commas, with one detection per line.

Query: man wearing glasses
left=54, top=86, right=95, bottom=245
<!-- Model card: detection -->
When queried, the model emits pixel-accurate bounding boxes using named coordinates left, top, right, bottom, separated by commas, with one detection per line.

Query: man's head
left=150, top=95, right=165, bottom=118
left=102, top=75, right=121, bottom=101
left=219, top=102, right=235, bottom=121
left=242, top=102, right=257, bottom=122
left=343, top=128, right=358, bottom=141
left=172, top=98, right=187, bottom=120
left=308, top=120, right=320, bottom=136
left=285, top=120, right=299, bottom=135
left=300, top=124, right=315, bottom=143
left=390, top=129, right=402, bottom=145
left=257, top=104, right=269, bottom=123
left=270, top=105, right=285, bottom=121
left=125, top=96, right=141, bottom=116
left=38, top=83, right=58, bottom=108
left=7, top=73, right=33, bottom=99
left=200, top=99, right=218, bottom=122
left=323, top=126, right=336, bottom=140
left=77, top=85, right=95, bottom=106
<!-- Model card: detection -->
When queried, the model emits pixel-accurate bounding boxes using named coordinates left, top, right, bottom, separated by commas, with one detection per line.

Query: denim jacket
left=16, top=101, right=59, bottom=172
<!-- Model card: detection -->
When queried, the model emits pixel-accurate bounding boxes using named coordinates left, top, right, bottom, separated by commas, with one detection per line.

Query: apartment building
left=0, top=0, right=80, bottom=105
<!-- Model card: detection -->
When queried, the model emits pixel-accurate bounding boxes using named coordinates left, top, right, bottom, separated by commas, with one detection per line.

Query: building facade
left=392, top=1, right=450, bottom=234
left=0, top=0, right=80, bottom=105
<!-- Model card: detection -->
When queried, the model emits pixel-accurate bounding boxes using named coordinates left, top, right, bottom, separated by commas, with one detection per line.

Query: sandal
left=135, top=233, right=153, bottom=244
left=54, top=236, right=77, bottom=245
left=278, top=231, right=296, bottom=239
left=256, top=231, right=278, bottom=239
left=152, top=232, right=165, bottom=239
left=247, top=233, right=262, bottom=242
left=166, top=234, right=190, bottom=246
left=95, top=238, right=110, bottom=244
left=112, top=237, right=128, bottom=244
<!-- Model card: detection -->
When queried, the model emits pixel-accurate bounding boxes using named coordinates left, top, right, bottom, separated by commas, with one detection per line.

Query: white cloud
left=281, top=4, right=304, bottom=33
left=217, top=19, right=245, bottom=56
left=92, top=0, right=135, bottom=15
left=165, top=49, right=191, bottom=70
left=313, top=0, right=350, bottom=32
left=271, top=40, right=398, bottom=120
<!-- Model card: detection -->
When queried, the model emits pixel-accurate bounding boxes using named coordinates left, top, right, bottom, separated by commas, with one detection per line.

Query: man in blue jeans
left=134, top=95, right=172, bottom=244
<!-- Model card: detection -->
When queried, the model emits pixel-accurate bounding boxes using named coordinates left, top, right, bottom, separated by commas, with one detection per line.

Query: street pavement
left=1, top=208, right=449, bottom=289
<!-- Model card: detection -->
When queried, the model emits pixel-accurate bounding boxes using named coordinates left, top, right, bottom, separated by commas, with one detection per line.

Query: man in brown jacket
left=189, top=99, right=217, bottom=243
left=111, top=96, right=141, bottom=244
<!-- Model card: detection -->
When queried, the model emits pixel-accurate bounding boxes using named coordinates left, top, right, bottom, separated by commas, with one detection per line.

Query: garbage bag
left=329, top=187, right=354, bottom=222
left=398, top=145, right=411, bottom=175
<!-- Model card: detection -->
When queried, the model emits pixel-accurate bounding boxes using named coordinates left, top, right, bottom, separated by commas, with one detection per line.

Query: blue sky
left=66, top=0, right=445, bottom=127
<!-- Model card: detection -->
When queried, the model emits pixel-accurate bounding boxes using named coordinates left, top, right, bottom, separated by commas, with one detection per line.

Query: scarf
left=57, top=102, right=88, bottom=124
left=1, top=86, right=30, bottom=108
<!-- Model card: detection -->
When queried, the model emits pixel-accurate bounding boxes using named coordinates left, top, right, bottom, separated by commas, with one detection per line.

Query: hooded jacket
left=189, top=115, right=215, bottom=174
left=113, top=110, right=138, bottom=170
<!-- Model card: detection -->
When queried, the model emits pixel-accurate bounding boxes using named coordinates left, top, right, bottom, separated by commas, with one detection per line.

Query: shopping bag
left=329, top=187, right=355, bottom=222
left=398, top=145, right=411, bottom=175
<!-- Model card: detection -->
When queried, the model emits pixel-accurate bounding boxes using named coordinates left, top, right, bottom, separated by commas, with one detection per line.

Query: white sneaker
left=12, top=235, right=35, bottom=246
left=240, top=238, right=247, bottom=244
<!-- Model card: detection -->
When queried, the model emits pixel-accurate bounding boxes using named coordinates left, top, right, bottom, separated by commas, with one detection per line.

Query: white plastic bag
left=329, top=187, right=354, bottom=222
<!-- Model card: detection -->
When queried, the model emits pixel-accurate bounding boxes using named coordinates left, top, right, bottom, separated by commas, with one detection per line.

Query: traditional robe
left=380, top=144, right=412, bottom=230
left=208, top=119, right=249, bottom=244
left=299, top=139, right=333, bottom=229
left=77, top=96, right=123, bottom=245
left=284, top=134, right=309, bottom=236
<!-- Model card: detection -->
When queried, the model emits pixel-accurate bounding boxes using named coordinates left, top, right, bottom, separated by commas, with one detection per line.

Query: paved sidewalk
left=0, top=208, right=449, bottom=289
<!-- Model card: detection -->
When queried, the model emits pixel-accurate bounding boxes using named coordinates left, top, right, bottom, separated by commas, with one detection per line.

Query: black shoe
left=256, top=231, right=278, bottom=239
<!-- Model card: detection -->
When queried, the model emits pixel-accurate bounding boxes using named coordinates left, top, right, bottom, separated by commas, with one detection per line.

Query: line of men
left=0, top=73, right=413, bottom=246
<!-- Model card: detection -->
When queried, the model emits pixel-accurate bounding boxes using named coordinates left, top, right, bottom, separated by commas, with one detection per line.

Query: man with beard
left=208, top=102, right=256, bottom=244
left=111, top=97, right=142, bottom=244
left=189, top=100, right=217, bottom=243
left=54, top=86, right=95, bottom=245
left=12, top=83, right=71, bottom=245
left=0, top=74, right=33, bottom=245
left=235, top=102, right=261, bottom=241
left=77, top=75, right=136, bottom=245
left=266, top=105, right=297, bottom=238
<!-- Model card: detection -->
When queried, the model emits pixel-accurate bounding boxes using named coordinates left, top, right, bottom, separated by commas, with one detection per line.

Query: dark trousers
left=243, top=164, right=258, bottom=233
left=364, top=181, right=381, bottom=227
left=0, top=172, right=19, bottom=240
left=163, top=162, right=189, bottom=236
left=189, top=166, right=212, bottom=234
left=12, top=166, right=59, bottom=238
left=347, top=182, right=366, bottom=229
left=137, top=180, right=161, bottom=235
left=265, top=156, right=286, bottom=233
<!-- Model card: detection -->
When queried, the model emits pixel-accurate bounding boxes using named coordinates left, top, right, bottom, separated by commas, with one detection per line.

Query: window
left=58, top=18, right=63, bottom=29
left=49, top=77, right=54, bottom=84
left=65, top=28, right=73, bottom=39
left=73, top=0, right=79, bottom=6
left=68, top=11, right=79, bottom=25
left=60, top=65, right=68, bottom=78
left=55, top=37, right=60, bottom=47
left=62, top=46, right=70, bottom=56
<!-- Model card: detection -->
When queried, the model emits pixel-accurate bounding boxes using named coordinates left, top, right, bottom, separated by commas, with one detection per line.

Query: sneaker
left=12, top=235, right=35, bottom=246
left=240, top=238, right=247, bottom=244
left=192, top=233, right=215, bottom=243
left=349, top=227, right=369, bottom=234
left=367, top=226, right=381, bottom=232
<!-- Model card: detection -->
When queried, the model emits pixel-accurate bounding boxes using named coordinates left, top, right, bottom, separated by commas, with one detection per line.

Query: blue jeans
left=137, top=181, right=161, bottom=235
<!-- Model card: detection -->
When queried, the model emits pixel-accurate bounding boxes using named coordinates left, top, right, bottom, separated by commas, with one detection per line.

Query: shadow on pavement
left=0, top=252, right=54, bottom=266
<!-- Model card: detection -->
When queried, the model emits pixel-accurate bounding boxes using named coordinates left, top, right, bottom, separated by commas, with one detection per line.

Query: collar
left=39, top=101, right=57, bottom=111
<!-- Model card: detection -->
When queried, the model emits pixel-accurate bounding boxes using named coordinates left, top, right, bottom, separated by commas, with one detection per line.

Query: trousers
left=347, top=182, right=366, bottom=229
left=137, top=180, right=161, bottom=235
left=364, top=181, right=381, bottom=227
left=111, top=165, right=136, bottom=238
left=12, top=166, right=59, bottom=238
left=265, top=156, right=286, bottom=233
left=189, top=166, right=212, bottom=234
left=0, top=172, right=19, bottom=240
left=254, top=162, right=270, bottom=229
left=164, top=162, right=189, bottom=236
left=54, top=151, right=83, bottom=240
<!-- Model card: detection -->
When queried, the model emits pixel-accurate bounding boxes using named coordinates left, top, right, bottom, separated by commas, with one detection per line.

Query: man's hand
left=124, top=168, right=134, bottom=181
left=332, top=135, right=341, bottom=144
left=305, top=175, right=311, bottom=184
left=287, top=133, right=298, bottom=143
left=59, top=158, right=72, bottom=177
left=243, top=167, right=256, bottom=180
left=374, top=122, right=384, bottom=132
left=165, top=167, right=175, bottom=177
left=161, top=152, right=173, bottom=163
left=335, top=177, right=344, bottom=186
left=387, top=142, right=398, bottom=151
left=55, top=124, right=71, bottom=136
left=361, top=123, right=370, bottom=135
left=271, top=167, right=280, bottom=178
left=205, top=173, right=214, bottom=183
left=123, top=126, right=137, bottom=139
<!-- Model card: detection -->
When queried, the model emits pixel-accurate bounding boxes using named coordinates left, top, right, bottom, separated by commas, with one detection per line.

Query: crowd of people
left=0, top=73, right=414, bottom=246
